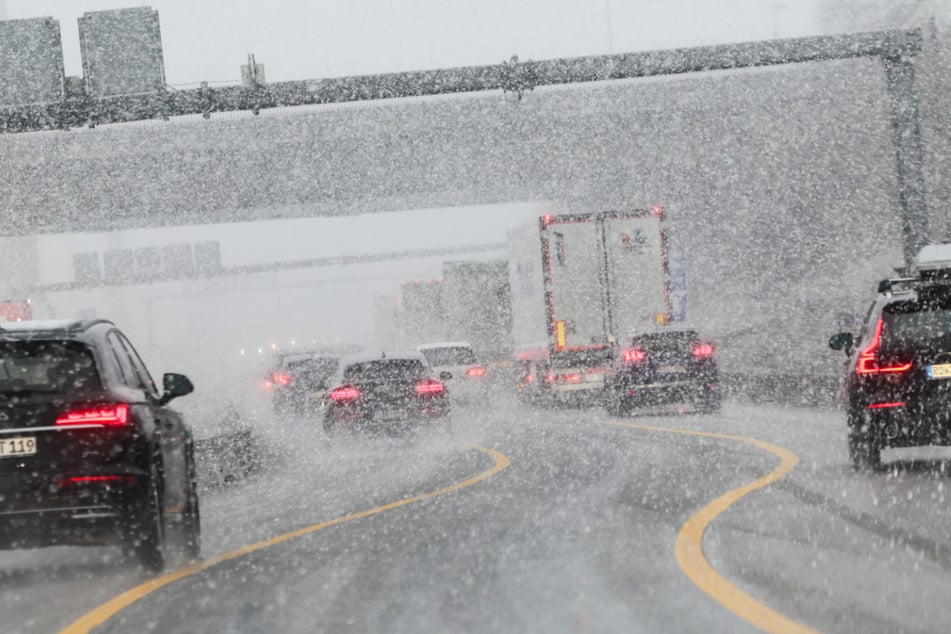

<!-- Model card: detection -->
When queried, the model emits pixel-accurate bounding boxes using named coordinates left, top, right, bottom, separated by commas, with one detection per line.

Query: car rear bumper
left=611, top=377, right=717, bottom=405
left=325, top=407, right=449, bottom=435
left=0, top=468, right=145, bottom=548
left=856, top=403, right=951, bottom=447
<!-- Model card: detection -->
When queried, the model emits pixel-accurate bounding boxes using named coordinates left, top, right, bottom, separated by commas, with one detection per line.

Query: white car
left=417, top=342, right=489, bottom=404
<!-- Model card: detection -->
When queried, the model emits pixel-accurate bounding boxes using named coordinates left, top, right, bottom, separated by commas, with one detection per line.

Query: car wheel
left=180, top=449, right=202, bottom=560
left=129, top=462, right=166, bottom=572
left=605, top=389, right=628, bottom=417
left=696, top=389, right=721, bottom=414
left=848, top=408, right=882, bottom=471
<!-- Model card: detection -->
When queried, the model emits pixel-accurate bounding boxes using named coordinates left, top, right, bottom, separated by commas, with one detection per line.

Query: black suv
left=266, top=350, right=349, bottom=416
left=322, top=354, right=452, bottom=438
left=830, top=254, right=951, bottom=469
left=0, top=319, right=199, bottom=570
left=604, top=327, right=720, bottom=415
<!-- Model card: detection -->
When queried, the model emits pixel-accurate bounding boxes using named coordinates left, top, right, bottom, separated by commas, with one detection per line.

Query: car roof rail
left=878, top=277, right=917, bottom=294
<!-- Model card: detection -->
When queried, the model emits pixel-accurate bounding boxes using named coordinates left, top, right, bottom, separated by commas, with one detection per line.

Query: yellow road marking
left=602, top=421, right=820, bottom=634
left=60, top=445, right=510, bottom=634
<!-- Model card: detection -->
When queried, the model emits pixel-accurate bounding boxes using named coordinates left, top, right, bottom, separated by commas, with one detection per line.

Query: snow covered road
left=3, top=400, right=951, bottom=633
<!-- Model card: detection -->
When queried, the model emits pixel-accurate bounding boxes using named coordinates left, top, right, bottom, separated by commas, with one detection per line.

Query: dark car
left=321, top=354, right=451, bottom=438
left=266, top=350, right=342, bottom=416
left=830, top=247, right=951, bottom=469
left=0, top=319, right=199, bottom=571
left=603, top=326, right=720, bottom=415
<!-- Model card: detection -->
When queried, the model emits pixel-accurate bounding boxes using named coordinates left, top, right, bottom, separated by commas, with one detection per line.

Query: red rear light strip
left=56, top=475, right=138, bottom=487
left=868, top=401, right=906, bottom=409
left=55, top=404, right=129, bottom=427
left=693, top=343, right=715, bottom=358
left=466, top=367, right=486, bottom=377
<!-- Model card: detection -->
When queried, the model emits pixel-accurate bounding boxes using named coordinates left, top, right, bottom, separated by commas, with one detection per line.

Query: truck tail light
left=272, top=372, right=292, bottom=386
left=330, top=386, right=360, bottom=402
left=466, top=367, right=485, bottom=377
left=856, top=317, right=912, bottom=375
left=692, top=343, right=715, bottom=358
left=55, top=404, right=130, bottom=427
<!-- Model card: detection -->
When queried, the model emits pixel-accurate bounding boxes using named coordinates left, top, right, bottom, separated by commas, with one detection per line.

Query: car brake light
left=622, top=349, right=646, bottom=363
left=856, top=317, right=912, bottom=375
left=330, top=386, right=360, bottom=402
left=416, top=379, right=445, bottom=395
left=55, top=404, right=130, bottom=427
left=524, top=373, right=534, bottom=383
left=56, top=475, right=137, bottom=487
left=560, top=373, right=582, bottom=383
left=545, top=373, right=555, bottom=382
left=272, top=372, right=292, bottom=386
left=466, top=367, right=485, bottom=377
left=868, top=401, right=905, bottom=409
left=692, top=343, right=715, bottom=358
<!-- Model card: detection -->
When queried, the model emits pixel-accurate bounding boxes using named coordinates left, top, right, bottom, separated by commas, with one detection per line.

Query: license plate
left=928, top=363, right=951, bottom=379
left=0, top=436, right=37, bottom=458
left=658, top=364, right=686, bottom=374
left=378, top=409, right=403, bottom=421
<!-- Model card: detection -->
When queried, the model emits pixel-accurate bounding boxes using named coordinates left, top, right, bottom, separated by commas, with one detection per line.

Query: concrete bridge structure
left=1, top=29, right=950, bottom=380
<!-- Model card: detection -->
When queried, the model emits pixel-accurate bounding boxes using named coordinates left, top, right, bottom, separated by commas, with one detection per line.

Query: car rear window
left=884, top=298, right=951, bottom=341
left=343, top=359, right=427, bottom=382
left=629, top=331, right=699, bottom=355
left=0, top=341, right=102, bottom=395
left=285, top=357, right=338, bottom=381
left=420, top=347, right=476, bottom=366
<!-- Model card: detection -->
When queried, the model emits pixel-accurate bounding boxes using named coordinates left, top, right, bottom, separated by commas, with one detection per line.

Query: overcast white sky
left=7, top=1, right=820, bottom=85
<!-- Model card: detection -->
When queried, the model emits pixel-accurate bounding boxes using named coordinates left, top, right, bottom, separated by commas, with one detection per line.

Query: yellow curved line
left=602, top=421, right=820, bottom=634
left=60, top=444, right=510, bottom=634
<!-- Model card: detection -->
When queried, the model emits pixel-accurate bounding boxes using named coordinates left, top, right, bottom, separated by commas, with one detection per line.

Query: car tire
left=129, top=462, right=166, bottom=572
left=605, top=390, right=628, bottom=417
left=848, top=408, right=882, bottom=471
left=180, top=448, right=202, bottom=560
left=696, top=389, right=721, bottom=415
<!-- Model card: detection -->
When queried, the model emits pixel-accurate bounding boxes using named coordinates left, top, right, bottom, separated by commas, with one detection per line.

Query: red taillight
left=856, top=317, right=912, bottom=375
left=545, top=373, right=555, bottom=382
left=622, top=349, right=646, bottom=364
left=56, top=475, right=137, bottom=487
left=55, top=404, right=129, bottom=427
left=692, top=343, right=715, bottom=358
left=466, top=366, right=485, bottom=377
left=560, top=373, right=582, bottom=383
left=272, top=372, right=292, bottom=386
left=868, top=401, right=906, bottom=409
left=524, top=373, right=535, bottom=383
left=415, top=379, right=445, bottom=395
left=330, top=386, right=360, bottom=402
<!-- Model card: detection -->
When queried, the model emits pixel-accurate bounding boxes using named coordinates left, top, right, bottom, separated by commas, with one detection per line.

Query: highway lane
left=4, top=399, right=951, bottom=633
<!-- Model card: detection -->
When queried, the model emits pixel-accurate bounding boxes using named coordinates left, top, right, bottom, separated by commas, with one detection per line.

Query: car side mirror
left=828, top=332, right=853, bottom=351
left=439, top=371, right=453, bottom=381
left=162, top=372, right=194, bottom=404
